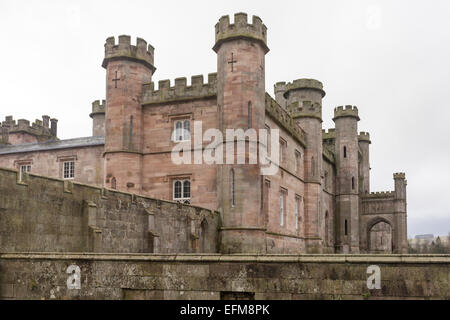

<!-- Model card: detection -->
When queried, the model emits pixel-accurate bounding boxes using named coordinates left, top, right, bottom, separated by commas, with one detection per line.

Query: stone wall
left=0, top=253, right=448, bottom=300
left=0, top=167, right=220, bottom=254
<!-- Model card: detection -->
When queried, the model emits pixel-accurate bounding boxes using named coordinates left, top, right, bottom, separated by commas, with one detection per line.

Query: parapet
left=333, top=105, right=360, bottom=121
left=364, top=191, right=396, bottom=199
left=265, top=93, right=306, bottom=147
left=213, top=13, right=269, bottom=53
left=394, top=172, right=406, bottom=180
left=102, top=35, right=156, bottom=73
left=90, top=100, right=106, bottom=118
left=284, top=79, right=326, bottom=98
left=141, top=73, right=217, bottom=105
left=288, top=100, right=322, bottom=121
left=322, top=129, right=336, bottom=140
left=274, top=82, right=286, bottom=95
left=358, top=131, right=371, bottom=143
left=1, top=115, right=56, bottom=139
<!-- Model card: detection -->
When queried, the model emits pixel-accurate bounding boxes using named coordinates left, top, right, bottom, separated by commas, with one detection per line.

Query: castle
left=0, top=13, right=407, bottom=254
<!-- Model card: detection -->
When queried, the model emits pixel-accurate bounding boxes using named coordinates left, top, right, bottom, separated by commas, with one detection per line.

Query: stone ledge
left=0, top=252, right=449, bottom=264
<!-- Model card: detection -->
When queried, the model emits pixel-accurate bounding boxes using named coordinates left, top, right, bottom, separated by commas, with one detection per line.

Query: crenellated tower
left=283, top=79, right=325, bottom=252
left=333, top=105, right=360, bottom=253
left=90, top=100, right=106, bottom=137
left=393, top=172, right=408, bottom=253
left=214, top=13, right=269, bottom=253
left=102, top=35, right=156, bottom=192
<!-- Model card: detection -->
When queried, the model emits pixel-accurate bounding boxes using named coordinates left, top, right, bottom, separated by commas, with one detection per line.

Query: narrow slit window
left=344, top=146, right=347, bottom=158
left=352, top=177, right=355, bottom=190
left=345, top=219, right=348, bottom=236
left=231, top=169, right=235, bottom=207
left=248, top=101, right=252, bottom=129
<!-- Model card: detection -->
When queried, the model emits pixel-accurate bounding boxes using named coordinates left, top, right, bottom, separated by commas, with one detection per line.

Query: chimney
left=50, top=118, right=58, bottom=137
left=42, top=115, right=50, bottom=128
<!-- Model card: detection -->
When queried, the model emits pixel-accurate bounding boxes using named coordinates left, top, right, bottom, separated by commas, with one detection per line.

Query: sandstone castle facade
left=0, top=13, right=407, bottom=254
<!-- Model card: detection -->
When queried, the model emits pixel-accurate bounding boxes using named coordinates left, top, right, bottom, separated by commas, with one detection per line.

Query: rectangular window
left=280, top=189, right=287, bottom=226
left=324, top=170, right=329, bottom=189
left=264, top=125, right=271, bottom=155
left=173, top=119, right=190, bottom=142
left=295, top=195, right=300, bottom=230
left=63, top=161, right=75, bottom=179
left=279, top=138, right=286, bottom=165
left=295, top=150, right=301, bottom=174
left=19, top=164, right=31, bottom=181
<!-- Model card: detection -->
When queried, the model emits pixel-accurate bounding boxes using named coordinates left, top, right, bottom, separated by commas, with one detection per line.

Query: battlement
left=358, top=131, right=371, bottom=143
left=333, top=105, right=360, bottom=121
left=102, top=35, right=156, bottom=73
left=265, top=93, right=306, bottom=147
left=322, top=128, right=336, bottom=140
left=284, top=79, right=326, bottom=98
left=90, top=100, right=106, bottom=118
left=274, top=82, right=287, bottom=94
left=287, top=100, right=322, bottom=121
left=141, top=73, right=217, bottom=105
left=364, top=191, right=396, bottom=199
left=1, top=115, right=56, bottom=139
left=394, top=172, right=406, bottom=180
left=213, top=13, right=269, bottom=53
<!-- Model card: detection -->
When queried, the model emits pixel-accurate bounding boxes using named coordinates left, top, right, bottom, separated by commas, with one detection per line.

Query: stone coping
left=1, top=253, right=449, bottom=264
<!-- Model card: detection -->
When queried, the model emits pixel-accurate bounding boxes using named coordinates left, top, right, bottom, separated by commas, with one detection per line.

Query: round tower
left=213, top=13, right=269, bottom=253
left=90, top=100, right=106, bottom=137
left=274, top=82, right=287, bottom=109
left=358, top=132, right=371, bottom=194
left=284, top=79, right=325, bottom=252
left=102, top=35, right=155, bottom=192
left=333, top=105, right=360, bottom=253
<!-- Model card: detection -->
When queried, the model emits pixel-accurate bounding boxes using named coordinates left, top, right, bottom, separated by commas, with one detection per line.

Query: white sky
left=0, top=0, right=449, bottom=237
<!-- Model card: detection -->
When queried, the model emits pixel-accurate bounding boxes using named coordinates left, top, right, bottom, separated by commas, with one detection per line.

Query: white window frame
left=63, top=160, right=75, bottom=179
left=173, top=179, right=191, bottom=204
left=19, top=164, right=31, bottom=181
left=173, top=119, right=191, bottom=142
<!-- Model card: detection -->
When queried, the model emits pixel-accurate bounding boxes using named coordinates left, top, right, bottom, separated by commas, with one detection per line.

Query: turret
left=274, top=82, right=287, bottom=109
left=90, top=100, right=106, bottom=137
left=102, top=35, right=155, bottom=192
left=214, top=13, right=268, bottom=253
left=282, top=78, right=326, bottom=252
left=393, top=172, right=407, bottom=253
left=358, top=132, right=371, bottom=194
left=333, top=105, right=360, bottom=253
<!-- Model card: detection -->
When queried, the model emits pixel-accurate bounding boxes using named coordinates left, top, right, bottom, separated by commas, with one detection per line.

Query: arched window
left=231, top=169, right=235, bottom=207
left=183, top=120, right=190, bottom=141
left=344, top=146, right=347, bottom=158
left=173, top=179, right=190, bottom=204
left=111, top=177, right=117, bottom=190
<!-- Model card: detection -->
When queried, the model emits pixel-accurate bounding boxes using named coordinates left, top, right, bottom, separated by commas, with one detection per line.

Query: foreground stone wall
left=0, top=167, right=220, bottom=254
left=0, top=253, right=447, bottom=300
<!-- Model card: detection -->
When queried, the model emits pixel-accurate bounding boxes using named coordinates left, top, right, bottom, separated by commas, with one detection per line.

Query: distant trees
left=408, top=234, right=450, bottom=253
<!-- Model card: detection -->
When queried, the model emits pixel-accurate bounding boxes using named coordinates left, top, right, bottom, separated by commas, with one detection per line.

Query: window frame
left=280, top=188, right=287, bottom=227
left=62, top=160, right=75, bottom=180
left=173, top=119, right=191, bottom=142
left=172, top=178, right=191, bottom=204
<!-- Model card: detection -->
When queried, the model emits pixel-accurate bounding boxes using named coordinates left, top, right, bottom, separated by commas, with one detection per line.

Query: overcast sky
left=0, top=0, right=449, bottom=237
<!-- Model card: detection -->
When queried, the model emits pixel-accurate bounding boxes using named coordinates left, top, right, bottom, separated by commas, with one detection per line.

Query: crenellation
left=333, top=105, right=360, bottom=120
left=213, top=13, right=269, bottom=53
left=284, top=79, right=326, bottom=98
left=142, top=73, right=218, bottom=105
left=102, top=35, right=155, bottom=73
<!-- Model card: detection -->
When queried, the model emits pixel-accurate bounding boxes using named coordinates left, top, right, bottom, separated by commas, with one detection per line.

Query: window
left=279, top=139, right=286, bottom=165
left=63, top=161, right=75, bottom=179
left=248, top=101, right=252, bottom=129
left=295, top=196, right=301, bottom=230
left=173, top=179, right=191, bottom=204
left=264, top=125, right=271, bottom=154
left=280, top=189, right=287, bottom=226
left=231, top=169, right=235, bottom=207
left=173, top=119, right=190, bottom=142
left=311, top=157, right=315, bottom=177
left=324, top=171, right=328, bottom=189
left=344, top=146, right=347, bottom=158
left=19, top=164, right=31, bottom=181
left=344, top=219, right=348, bottom=236
left=295, top=151, right=301, bottom=174
left=111, top=177, right=117, bottom=190
left=352, top=177, right=355, bottom=190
